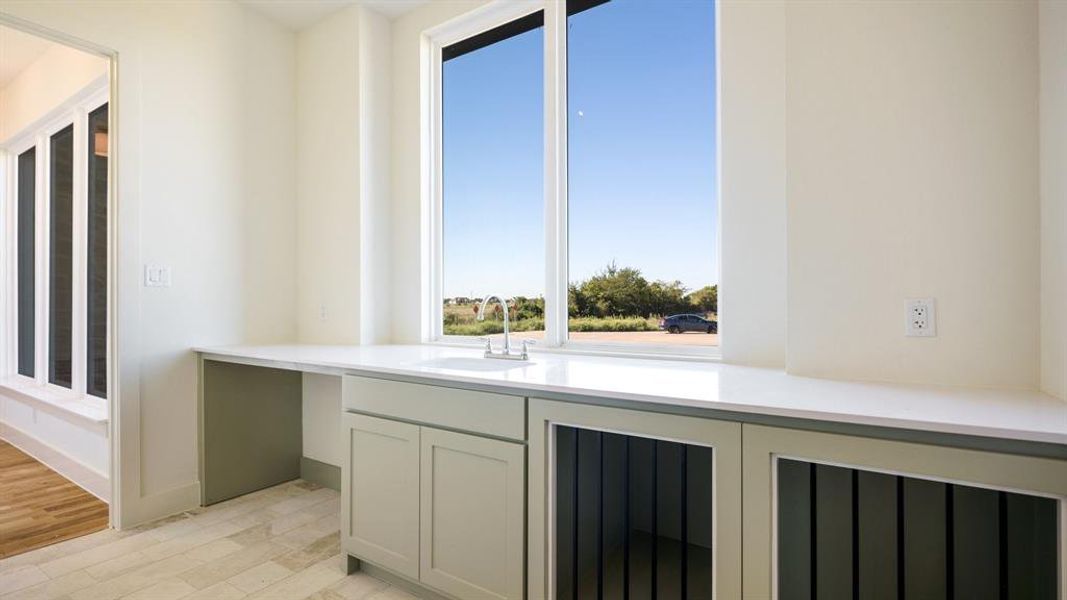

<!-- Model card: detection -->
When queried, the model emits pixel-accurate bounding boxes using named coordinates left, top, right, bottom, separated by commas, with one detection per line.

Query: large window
left=567, top=0, right=717, bottom=347
left=440, top=13, right=545, bottom=342
left=3, top=92, right=109, bottom=398
left=433, top=0, right=718, bottom=355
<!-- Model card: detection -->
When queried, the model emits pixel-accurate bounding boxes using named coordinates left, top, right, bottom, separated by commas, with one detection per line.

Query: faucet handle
left=521, top=339, right=535, bottom=357
left=479, top=337, right=493, bottom=355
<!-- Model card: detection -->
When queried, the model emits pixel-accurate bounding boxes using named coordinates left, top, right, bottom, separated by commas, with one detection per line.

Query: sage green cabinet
left=342, top=408, right=525, bottom=600
left=420, top=427, right=525, bottom=600
left=743, top=425, right=1067, bottom=600
left=342, top=412, right=421, bottom=580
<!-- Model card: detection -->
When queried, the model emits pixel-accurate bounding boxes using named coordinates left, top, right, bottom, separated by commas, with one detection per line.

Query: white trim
left=37, top=129, right=48, bottom=387
left=544, top=0, right=567, bottom=348
left=72, top=105, right=88, bottom=395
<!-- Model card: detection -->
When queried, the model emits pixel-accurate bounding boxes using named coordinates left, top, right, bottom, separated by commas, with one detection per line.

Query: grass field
left=442, top=303, right=718, bottom=346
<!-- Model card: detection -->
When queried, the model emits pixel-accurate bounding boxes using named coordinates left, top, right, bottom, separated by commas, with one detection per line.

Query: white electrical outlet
left=905, top=298, right=936, bottom=337
left=144, top=264, right=172, bottom=288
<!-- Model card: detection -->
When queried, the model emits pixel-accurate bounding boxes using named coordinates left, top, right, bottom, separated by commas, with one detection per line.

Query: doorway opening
left=0, top=22, right=114, bottom=558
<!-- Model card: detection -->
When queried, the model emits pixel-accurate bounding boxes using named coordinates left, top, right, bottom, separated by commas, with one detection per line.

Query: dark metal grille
left=555, top=426, right=715, bottom=599
left=778, top=459, right=1059, bottom=600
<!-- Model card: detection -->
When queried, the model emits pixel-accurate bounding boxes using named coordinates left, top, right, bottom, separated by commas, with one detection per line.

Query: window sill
left=0, top=377, right=108, bottom=424
left=430, top=336, right=723, bottom=363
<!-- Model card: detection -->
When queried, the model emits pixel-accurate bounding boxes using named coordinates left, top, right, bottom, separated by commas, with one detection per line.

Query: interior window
left=17, top=147, right=36, bottom=378
left=566, top=0, right=718, bottom=347
left=49, top=125, right=74, bottom=388
left=440, top=13, right=545, bottom=342
left=87, top=104, right=109, bottom=398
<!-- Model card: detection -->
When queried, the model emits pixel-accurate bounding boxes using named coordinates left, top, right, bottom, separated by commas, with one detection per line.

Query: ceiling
left=0, top=25, right=56, bottom=89
left=239, top=0, right=427, bottom=31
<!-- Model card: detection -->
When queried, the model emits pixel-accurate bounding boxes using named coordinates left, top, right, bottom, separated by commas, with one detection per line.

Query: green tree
left=578, top=263, right=651, bottom=317
left=688, top=285, right=718, bottom=315
left=647, top=280, right=689, bottom=316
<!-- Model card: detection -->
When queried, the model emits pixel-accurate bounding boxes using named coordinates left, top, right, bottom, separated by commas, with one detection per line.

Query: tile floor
left=0, top=480, right=418, bottom=600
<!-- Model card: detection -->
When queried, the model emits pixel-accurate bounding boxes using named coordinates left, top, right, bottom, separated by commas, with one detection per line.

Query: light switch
left=144, top=264, right=172, bottom=287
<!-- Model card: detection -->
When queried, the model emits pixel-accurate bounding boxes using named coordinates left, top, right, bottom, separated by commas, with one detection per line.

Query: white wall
left=718, top=0, right=786, bottom=367
left=0, top=39, right=108, bottom=141
left=301, top=373, right=343, bottom=466
left=243, top=11, right=298, bottom=344
left=296, top=3, right=392, bottom=346
left=391, top=1, right=488, bottom=344
left=785, top=0, right=1041, bottom=389
left=0, top=1, right=298, bottom=526
left=1041, top=0, right=1066, bottom=400
left=357, top=6, right=393, bottom=346
left=296, top=6, right=361, bottom=344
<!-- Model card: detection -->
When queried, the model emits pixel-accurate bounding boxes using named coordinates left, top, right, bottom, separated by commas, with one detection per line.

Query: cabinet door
left=342, top=412, right=420, bottom=580
left=420, top=427, right=525, bottom=600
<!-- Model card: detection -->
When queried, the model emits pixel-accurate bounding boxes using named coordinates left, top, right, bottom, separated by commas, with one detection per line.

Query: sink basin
left=416, top=357, right=532, bottom=372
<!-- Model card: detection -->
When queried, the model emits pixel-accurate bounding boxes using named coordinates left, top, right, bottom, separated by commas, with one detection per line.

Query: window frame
left=424, top=0, right=722, bottom=359
left=1, top=79, right=109, bottom=398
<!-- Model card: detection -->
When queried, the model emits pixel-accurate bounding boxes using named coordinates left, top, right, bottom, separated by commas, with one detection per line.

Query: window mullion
left=427, top=38, right=444, bottom=343
left=35, top=132, right=48, bottom=386
left=72, top=107, right=88, bottom=396
left=544, top=0, right=568, bottom=348
left=1, top=152, right=10, bottom=376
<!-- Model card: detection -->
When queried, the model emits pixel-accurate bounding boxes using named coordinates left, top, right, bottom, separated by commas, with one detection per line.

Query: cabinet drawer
left=342, top=376, right=525, bottom=441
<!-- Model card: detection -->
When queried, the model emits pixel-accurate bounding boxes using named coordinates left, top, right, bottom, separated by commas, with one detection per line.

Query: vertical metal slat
left=651, top=440, right=658, bottom=600
left=897, top=477, right=905, bottom=600
left=681, top=445, right=688, bottom=598
left=810, top=463, right=818, bottom=600
left=624, top=437, right=630, bottom=600
left=597, top=431, right=604, bottom=600
left=945, top=484, right=955, bottom=600
left=851, top=470, right=859, bottom=600
left=572, top=429, right=579, bottom=600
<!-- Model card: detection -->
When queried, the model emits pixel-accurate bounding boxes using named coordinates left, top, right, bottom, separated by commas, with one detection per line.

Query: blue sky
left=442, top=0, right=717, bottom=299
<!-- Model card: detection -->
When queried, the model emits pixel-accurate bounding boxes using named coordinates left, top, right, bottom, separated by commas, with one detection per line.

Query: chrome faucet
left=477, top=295, right=533, bottom=360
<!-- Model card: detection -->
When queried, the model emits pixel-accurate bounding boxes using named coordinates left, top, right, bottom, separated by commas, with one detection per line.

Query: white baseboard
left=117, top=481, right=201, bottom=530
left=0, top=422, right=111, bottom=502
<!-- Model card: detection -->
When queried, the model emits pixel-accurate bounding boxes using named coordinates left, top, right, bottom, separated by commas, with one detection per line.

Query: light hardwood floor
left=0, top=442, right=109, bottom=560
left=0, top=480, right=418, bottom=600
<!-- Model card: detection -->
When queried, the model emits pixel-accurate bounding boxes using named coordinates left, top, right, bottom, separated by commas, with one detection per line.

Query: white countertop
left=195, top=344, right=1067, bottom=446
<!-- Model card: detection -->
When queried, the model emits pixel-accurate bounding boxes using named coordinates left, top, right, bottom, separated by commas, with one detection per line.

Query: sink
left=416, top=357, right=532, bottom=372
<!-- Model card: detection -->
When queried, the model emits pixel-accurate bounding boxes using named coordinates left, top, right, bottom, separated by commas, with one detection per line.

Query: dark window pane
left=440, top=14, right=544, bottom=341
left=49, top=125, right=74, bottom=388
left=567, top=0, right=718, bottom=346
left=17, top=148, right=35, bottom=378
left=87, top=104, right=108, bottom=398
